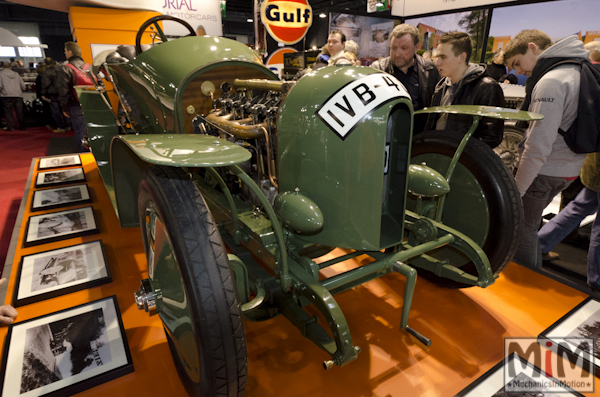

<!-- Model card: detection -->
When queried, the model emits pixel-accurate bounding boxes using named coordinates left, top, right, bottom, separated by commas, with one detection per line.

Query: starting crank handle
left=405, top=326, right=432, bottom=347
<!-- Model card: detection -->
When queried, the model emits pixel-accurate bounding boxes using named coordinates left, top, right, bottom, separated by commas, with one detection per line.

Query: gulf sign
left=261, top=0, right=312, bottom=45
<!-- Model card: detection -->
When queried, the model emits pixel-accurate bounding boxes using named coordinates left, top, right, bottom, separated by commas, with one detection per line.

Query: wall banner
left=160, top=0, right=223, bottom=37
left=392, top=0, right=516, bottom=17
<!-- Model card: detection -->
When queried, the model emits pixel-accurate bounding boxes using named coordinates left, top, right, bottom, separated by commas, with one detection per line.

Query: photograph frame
left=35, top=168, right=86, bottom=188
left=455, top=352, right=586, bottom=396
left=24, top=206, right=99, bottom=248
left=38, top=155, right=82, bottom=171
left=31, top=184, right=92, bottom=212
left=12, top=240, right=111, bottom=307
left=538, top=297, right=600, bottom=378
left=0, top=295, right=133, bottom=397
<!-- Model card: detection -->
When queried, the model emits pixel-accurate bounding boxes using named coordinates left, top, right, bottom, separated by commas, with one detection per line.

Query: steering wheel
left=135, top=15, right=196, bottom=55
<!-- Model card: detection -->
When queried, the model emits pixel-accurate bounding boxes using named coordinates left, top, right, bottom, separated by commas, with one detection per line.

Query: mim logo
left=504, top=337, right=595, bottom=393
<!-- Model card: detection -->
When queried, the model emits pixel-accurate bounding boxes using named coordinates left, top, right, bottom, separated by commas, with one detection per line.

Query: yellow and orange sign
left=260, top=0, right=312, bottom=45
left=266, top=47, right=298, bottom=79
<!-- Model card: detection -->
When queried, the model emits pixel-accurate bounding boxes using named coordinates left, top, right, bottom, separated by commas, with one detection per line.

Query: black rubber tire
left=410, top=131, right=522, bottom=288
left=135, top=15, right=196, bottom=54
left=138, top=165, right=246, bottom=396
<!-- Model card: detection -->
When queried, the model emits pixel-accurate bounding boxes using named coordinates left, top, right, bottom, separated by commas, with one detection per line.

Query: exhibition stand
left=1, top=154, right=599, bottom=396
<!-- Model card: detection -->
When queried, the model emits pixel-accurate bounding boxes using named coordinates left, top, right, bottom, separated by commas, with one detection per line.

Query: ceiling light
left=247, top=18, right=253, bottom=22
left=319, top=13, right=326, bottom=18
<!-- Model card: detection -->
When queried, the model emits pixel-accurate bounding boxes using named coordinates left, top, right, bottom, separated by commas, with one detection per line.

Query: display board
left=330, top=13, right=399, bottom=60
left=391, top=0, right=513, bottom=17
left=404, top=9, right=489, bottom=62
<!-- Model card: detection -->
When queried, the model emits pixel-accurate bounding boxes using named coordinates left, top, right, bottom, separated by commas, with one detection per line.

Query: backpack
left=66, top=62, right=97, bottom=99
left=538, top=59, right=600, bottom=154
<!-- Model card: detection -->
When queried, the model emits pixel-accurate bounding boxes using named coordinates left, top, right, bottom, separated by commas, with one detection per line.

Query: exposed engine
left=194, top=79, right=296, bottom=206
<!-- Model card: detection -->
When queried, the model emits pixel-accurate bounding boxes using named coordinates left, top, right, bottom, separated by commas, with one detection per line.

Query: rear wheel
left=138, top=165, right=246, bottom=396
left=494, top=125, right=525, bottom=173
left=409, top=131, right=522, bottom=288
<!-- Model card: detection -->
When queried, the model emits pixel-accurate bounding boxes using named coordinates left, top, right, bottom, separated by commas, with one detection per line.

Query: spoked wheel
left=493, top=125, right=525, bottom=173
left=138, top=165, right=246, bottom=396
left=135, top=15, right=196, bottom=55
left=409, top=131, right=522, bottom=288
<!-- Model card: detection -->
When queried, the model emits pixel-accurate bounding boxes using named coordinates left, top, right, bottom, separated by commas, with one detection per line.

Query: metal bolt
left=323, top=360, right=334, bottom=370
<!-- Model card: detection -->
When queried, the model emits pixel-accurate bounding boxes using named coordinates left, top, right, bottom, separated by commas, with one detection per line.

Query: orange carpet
left=1, top=154, right=598, bottom=397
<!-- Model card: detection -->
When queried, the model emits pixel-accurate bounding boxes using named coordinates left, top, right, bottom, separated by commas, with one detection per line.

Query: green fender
left=110, top=134, right=251, bottom=227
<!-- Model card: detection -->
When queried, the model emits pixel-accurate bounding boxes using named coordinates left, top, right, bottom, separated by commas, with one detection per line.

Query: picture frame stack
left=0, top=154, right=133, bottom=395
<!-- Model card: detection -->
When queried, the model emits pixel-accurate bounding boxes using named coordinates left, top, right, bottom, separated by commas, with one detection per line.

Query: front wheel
left=138, top=165, right=246, bottom=396
left=409, top=131, right=522, bottom=288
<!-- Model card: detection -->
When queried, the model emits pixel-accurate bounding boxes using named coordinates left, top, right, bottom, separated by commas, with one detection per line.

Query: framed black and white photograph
left=13, top=241, right=111, bottom=307
left=455, top=353, right=585, bottom=396
left=35, top=168, right=86, bottom=188
left=539, top=297, right=600, bottom=378
left=0, top=296, right=133, bottom=397
left=31, top=185, right=91, bottom=212
left=38, top=155, right=82, bottom=170
left=24, top=207, right=99, bottom=247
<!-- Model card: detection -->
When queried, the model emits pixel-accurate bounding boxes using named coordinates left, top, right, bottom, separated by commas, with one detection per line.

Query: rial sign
left=261, top=0, right=313, bottom=45
left=160, top=0, right=223, bottom=36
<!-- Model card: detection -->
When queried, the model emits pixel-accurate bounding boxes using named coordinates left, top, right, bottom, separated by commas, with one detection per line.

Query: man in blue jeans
left=503, top=30, right=588, bottom=269
left=56, top=41, right=90, bottom=153
left=537, top=42, right=600, bottom=291
left=538, top=153, right=600, bottom=291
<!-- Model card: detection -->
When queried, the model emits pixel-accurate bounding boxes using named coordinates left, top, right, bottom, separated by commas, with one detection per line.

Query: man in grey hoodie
left=423, top=32, right=506, bottom=148
left=0, top=61, right=25, bottom=131
left=504, top=30, right=589, bottom=268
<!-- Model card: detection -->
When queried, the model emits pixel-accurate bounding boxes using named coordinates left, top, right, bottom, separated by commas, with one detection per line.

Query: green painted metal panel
left=78, top=89, right=120, bottom=211
left=108, top=63, right=166, bottom=135
left=110, top=139, right=152, bottom=227
left=134, top=36, right=262, bottom=89
left=416, top=105, right=544, bottom=121
left=117, top=134, right=251, bottom=167
left=107, top=36, right=276, bottom=136
left=278, top=66, right=413, bottom=251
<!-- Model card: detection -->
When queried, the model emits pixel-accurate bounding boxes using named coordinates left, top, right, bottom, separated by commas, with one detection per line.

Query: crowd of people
left=0, top=41, right=94, bottom=153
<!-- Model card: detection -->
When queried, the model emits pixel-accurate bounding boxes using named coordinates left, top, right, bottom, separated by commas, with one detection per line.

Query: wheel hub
left=135, top=278, right=161, bottom=316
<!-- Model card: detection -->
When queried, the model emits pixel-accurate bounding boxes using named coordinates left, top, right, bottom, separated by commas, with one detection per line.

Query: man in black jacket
left=370, top=23, right=440, bottom=134
left=424, top=32, right=506, bottom=148
left=41, top=58, right=69, bottom=133
left=57, top=41, right=89, bottom=152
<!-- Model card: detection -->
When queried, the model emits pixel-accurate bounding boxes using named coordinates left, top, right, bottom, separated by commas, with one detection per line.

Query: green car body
left=79, top=31, right=541, bottom=389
